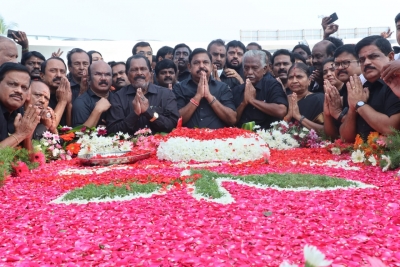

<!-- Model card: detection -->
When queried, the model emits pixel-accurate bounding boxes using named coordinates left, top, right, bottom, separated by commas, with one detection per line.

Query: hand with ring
left=347, top=74, right=369, bottom=111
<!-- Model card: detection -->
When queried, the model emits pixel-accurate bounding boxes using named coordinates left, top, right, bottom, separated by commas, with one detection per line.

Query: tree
left=0, top=14, right=18, bottom=35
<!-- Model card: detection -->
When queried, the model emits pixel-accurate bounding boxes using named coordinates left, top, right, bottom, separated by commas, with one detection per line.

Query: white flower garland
left=157, top=135, right=270, bottom=162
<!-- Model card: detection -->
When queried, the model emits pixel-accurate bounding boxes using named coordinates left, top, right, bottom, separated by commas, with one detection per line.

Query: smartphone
left=7, top=29, right=20, bottom=39
left=329, top=12, right=338, bottom=23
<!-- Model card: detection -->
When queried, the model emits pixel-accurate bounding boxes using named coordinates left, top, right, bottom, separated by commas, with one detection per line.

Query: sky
left=0, top=0, right=398, bottom=42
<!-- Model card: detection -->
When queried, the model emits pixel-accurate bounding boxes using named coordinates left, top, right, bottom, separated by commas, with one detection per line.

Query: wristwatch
left=355, top=101, right=366, bottom=112
left=150, top=112, right=159, bottom=122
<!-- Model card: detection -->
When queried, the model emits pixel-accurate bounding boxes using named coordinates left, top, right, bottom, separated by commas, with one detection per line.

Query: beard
left=226, top=60, right=241, bottom=71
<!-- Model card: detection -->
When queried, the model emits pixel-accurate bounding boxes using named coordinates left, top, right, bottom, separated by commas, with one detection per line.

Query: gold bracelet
left=10, top=134, right=19, bottom=144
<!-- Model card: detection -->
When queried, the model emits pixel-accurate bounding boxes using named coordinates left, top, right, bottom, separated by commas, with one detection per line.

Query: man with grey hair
left=0, top=36, right=18, bottom=66
left=233, top=50, right=288, bottom=129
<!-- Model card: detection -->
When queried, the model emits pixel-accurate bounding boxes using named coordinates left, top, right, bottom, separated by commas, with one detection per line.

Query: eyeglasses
left=333, top=60, right=359, bottom=69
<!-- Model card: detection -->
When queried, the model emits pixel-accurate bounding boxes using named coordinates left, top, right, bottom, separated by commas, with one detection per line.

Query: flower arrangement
left=39, top=125, right=134, bottom=160
left=256, top=121, right=326, bottom=150
left=157, top=127, right=270, bottom=162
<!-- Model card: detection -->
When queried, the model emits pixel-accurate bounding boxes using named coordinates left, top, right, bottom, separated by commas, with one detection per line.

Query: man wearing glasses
left=339, top=36, right=400, bottom=142
left=132, top=42, right=153, bottom=66
left=323, top=44, right=362, bottom=139
left=21, top=51, right=46, bottom=80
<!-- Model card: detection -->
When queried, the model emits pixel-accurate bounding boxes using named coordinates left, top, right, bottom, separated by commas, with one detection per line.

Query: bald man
left=0, top=36, right=18, bottom=66
left=25, top=81, right=58, bottom=139
left=72, top=61, right=112, bottom=127
left=310, top=40, right=337, bottom=93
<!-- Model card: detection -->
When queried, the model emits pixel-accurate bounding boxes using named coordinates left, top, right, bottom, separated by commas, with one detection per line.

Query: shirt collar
left=364, top=78, right=385, bottom=88
left=67, top=73, right=79, bottom=87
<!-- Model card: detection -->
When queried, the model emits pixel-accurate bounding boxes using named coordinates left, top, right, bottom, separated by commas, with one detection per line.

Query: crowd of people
left=1, top=14, right=400, bottom=151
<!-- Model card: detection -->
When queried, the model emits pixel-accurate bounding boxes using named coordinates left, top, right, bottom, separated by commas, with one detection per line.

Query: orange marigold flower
left=60, top=132, right=75, bottom=141
left=367, top=132, right=379, bottom=146
left=354, top=134, right=364, bottom=149
left=66, top=143, right=81, bottom=154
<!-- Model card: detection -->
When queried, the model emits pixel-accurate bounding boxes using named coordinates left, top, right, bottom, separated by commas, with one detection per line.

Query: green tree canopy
left=0, top=14, right=18, bottom=35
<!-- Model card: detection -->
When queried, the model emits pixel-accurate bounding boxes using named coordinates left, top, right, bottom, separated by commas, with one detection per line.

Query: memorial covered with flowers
left=0, top=123, right=399, bottom=266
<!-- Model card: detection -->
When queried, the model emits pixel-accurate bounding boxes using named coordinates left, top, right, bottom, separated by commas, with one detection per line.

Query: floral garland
left=157, top=127, right=270, bottom=162
left=256, top=121, right=328, bottom=150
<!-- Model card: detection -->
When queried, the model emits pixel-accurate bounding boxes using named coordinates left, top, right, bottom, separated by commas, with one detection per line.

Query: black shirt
left=72, top=89, right=111, bottom=127
left=177, top=69, right=191, bottom=82
left=106, top=83, right=180, bottom=135
left=342, top=79, right=400, bottom=139
left=219, top=70, right=241, bottom=89
left=0, top=102, right=22, bottom=142
left=173, top=78, right=236, bottom=129
left=67, top=73, right=82, bottom=103
left=233, top=76, right=288, bottom=129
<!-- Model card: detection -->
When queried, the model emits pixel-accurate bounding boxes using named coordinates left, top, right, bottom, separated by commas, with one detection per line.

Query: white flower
left=331, top=147, right=341, bottom=155
left=299, top=132, right=306, bottom=138
left=123, top=133, right=131, bottom=140
left=303, top=245, right=332, bottom=267
left=52, top=148, right=60, bottom=157
left=279, top=261, right=298, bottom=267
left=381, top=155, right=391, bottom=172
left=368, top=155, right=377, bottom=166
left=119, top=141, right=133, bottom=151
left=253, top=125, right=261, bottom=130
left=351, top=150, right=365, bottom=163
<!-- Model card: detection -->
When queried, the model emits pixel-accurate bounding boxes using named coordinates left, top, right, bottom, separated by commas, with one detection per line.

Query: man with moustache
left=225, top=40, right=245, bottom=84
left=271, top=49, right=294, bottom=93
left=154, top=59, right=177, bottom=89
left=310, top=40, right=336, bottom=93
left=21, top=51, right=46, bottom=80
left=109, top=61, right=130, bottom=92
left=323, top=44, right=362, bottom=138
left=66, top=48, right=91, bottom=98
left=40, top=57, right=73, bottom=126
left=339, top=36, right=400, bottom=142
left=173, top=43, right=192, bottom=82
left=233, top=50, right=288, bottom=129
left=24, top=81, right=58, bottom=139
left=107, top=55, right=179, bottom=134
left=173, top=48, right=236, bottom=129
left=72, top=61, right=113, bottom=127
left=207, top=39, right=241, bottom=89
left=0, top=62, right=40, bottom=149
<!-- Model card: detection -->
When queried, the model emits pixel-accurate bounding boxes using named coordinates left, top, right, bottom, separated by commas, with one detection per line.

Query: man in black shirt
left=271, top=49, right=294, bottom=93
left=233, top=50, right=288, bottom=129
left=107, top=55, right=179, bottom=135
left=0, top=63, right=40, bottom=148
left=109, top=61, right=130, bottom=92
left=173, top=43, right=192, bottom=82
left=225, top=40, right=246, bottom=82
left=310, top=40, right=336, bottom=93
left=340, top=36, right=400, bottom=142
left=173, top=48, right=236, bottom=129
left=66, top=48, right=91, bottom=99
left=154, top=59, right=177, bottom=89
left=24, top=80, right=58, bottom=139
left=207, top=39, right=242, bottom=89
left=40, top=58, right=72, bottom=127
left=21, top=51, right=45, bottom=80
left=324, top=44, right=362, bottom=139
left=72, top=61, right=112, bottom=127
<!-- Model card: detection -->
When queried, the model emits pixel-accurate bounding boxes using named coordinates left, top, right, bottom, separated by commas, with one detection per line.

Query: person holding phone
left=7, top=30, right=29, bottom=54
